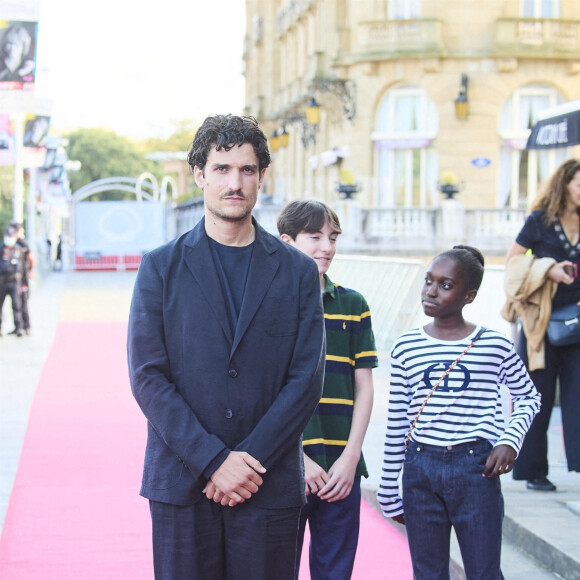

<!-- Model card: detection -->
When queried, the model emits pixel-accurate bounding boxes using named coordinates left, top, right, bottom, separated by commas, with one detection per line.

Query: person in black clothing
left=9, top=221, right=34, bottom=334
left=506, top=158, right=580, bottom=491
left=0, top=225, right=25, bottom=337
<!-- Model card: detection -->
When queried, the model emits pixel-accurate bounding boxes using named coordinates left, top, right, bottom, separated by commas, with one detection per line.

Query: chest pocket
left=263, top=296, right=299, bottom=336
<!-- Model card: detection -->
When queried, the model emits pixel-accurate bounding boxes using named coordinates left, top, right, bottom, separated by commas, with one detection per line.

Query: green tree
left=0, top=166, right=14, bottom=234
left=137, top=119, right=198, bottom=155
left=135, top=119, right=202, bottom=203
left=66, top=128, right=162, bottom=201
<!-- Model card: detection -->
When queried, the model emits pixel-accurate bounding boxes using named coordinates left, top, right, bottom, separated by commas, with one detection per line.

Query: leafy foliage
left=136, top=119, right=198, bottom=154
left=0, top=166, right=14, bottom=234
left=66, top=128, right=162, bottom=201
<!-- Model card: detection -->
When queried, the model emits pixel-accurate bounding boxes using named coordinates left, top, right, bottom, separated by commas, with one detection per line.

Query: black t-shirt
left=208, top=237, right=254, bottom=333
left=516, top=210, right=580, bottom=309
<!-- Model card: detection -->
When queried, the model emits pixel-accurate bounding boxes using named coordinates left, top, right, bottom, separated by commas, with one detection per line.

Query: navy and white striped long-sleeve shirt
left=377, top=326, right=541, bottom=517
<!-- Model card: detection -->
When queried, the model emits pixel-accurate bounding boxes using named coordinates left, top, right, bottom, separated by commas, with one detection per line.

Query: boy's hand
left=391, top=513, right=405, bottom=525
left=317, top=453, right=357, bottom=502
left=482, top=444, right=516, bottom=478
left=304, top=453, right=329, bottom=495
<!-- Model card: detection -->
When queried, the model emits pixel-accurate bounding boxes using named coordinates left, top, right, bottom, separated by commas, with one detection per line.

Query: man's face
left=194, top=143, right=265, bottom=224
left=282, top=221, right=339, bottom=277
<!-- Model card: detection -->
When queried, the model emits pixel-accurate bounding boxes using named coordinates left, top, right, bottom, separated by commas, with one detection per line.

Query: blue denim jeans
left=402, top=439, right=504, bottom=580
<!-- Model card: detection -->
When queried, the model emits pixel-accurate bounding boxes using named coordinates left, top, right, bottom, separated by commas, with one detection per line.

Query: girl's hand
left=548, top=261, right=576, bottom=285
left=482, top=444, right=516, bottom=478
left=391, top=513, right=406, bottom=525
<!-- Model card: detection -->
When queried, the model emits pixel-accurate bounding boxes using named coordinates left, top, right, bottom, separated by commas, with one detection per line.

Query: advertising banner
left=0, top=111, right=50, bottom=166
left=0, top=19, right=38, bottom=91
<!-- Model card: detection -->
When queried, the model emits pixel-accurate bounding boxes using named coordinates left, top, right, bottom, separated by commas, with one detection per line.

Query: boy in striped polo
left=278, top=200, right=378, bottom=580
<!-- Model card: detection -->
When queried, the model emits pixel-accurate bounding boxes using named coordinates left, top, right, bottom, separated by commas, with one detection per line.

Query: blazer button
left=225, top=409, right=233, bottom=419
left=228, top=369, right=238, bottom=378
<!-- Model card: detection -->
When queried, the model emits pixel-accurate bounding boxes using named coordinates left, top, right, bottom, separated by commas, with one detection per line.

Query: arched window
left=372, top=86, right=438, bottom=207
left=497, top=84, right=566, bottom=209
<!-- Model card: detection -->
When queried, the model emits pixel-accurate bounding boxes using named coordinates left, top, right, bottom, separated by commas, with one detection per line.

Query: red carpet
left=0, top=322, right=151, bottom=579
left=0, top=321, right=412, bottom=579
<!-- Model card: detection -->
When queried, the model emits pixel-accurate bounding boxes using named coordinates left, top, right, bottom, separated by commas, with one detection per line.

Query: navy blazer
left=127, top=218, right=325, bottom=507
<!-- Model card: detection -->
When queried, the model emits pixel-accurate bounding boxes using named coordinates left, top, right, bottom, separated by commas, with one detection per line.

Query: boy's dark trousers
left=295, top=477, right=361, bottom=580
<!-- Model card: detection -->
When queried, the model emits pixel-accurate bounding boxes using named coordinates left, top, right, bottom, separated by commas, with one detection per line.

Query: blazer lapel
left=231, top=226, right=279, bottom=355
left=183, top=221, right=234, bottom=346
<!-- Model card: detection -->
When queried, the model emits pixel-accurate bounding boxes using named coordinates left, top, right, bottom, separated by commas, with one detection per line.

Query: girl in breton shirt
left=377, top=245, right=540, bottom=580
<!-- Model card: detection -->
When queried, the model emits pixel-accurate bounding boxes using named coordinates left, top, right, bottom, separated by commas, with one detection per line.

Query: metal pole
left=27, top=166, right=37, bottom=243
left=12, top=111, right=25, bottom=223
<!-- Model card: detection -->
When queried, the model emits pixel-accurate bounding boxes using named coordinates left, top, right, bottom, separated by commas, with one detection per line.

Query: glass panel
left=409, top=0, right=421, bottom=18
left=378, top=148, right=391, bottom=206
left=394, top=95, right=420, bottom=132
left=375, top=85, right=437, bottom=208
left=395, top=149, right=406, bottom=205
left=412, top=149, right=421, bottom=206
left=388, top=0, right=421, bottom=19
left=541, top=0, right=557, bottom=18
left=522, top=0, right=534, bottom=17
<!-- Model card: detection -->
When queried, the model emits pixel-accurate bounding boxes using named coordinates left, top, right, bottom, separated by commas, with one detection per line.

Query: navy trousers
left=295, top=477, right=361, bottom=580
left=150, top=498, right=301, bottom=580
left=514, top=331, right=580, bottom=479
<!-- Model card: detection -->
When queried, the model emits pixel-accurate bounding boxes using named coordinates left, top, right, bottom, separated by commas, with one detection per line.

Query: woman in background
left=504, top=158, right=580, bottom=491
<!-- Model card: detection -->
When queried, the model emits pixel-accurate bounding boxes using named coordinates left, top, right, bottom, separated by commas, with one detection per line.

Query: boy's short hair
left=277, top=200, right=342, bottom=240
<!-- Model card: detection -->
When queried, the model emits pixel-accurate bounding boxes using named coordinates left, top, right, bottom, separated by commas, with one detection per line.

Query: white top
left=377, top=326, right=541, bottom=517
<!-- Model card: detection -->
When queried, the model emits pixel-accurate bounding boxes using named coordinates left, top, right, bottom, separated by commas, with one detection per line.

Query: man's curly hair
left=187, top=115, right=271, bottom=173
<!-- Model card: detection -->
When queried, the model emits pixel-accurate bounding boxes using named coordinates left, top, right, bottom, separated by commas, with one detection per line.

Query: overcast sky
left=34, top=0, right=246, bottom=139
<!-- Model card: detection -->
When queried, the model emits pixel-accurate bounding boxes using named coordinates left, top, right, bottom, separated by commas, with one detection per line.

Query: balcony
left=342, top=19, right=444, bottom=64
left=494, top=18, right=580, bottom=59
left=173, top=201, right=524, bottom=256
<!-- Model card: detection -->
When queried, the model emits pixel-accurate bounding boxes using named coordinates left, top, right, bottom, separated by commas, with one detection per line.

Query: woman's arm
left=505, top=241, right=527, bottom=265
left=506, top=241, right=575, bottom=285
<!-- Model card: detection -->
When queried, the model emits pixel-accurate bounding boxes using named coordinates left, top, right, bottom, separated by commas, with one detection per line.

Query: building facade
left=242, top=0, right=580, bottom=253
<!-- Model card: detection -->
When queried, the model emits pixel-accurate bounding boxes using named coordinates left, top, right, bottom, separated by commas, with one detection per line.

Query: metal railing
left=495, top=18, right=580, bottom=57
left=353, top=19, right=444, bottom=59
left=171, top=202, right=525, bottom=255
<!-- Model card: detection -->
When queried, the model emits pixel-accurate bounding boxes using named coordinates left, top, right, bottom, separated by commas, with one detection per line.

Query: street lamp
left=305, top=96, right=321, bottom=125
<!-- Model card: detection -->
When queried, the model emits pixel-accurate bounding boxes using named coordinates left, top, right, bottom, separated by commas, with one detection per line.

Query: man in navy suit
left=127, top=115, right=326, bottom=580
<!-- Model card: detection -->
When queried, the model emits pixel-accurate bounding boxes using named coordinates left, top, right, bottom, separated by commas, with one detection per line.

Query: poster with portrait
left=0, top=111, right=50, bottom=167
left=0, top=112, right=13, bottom=164
left=23, top=114, right=49, bottom=147
left=0, top=19, right=38, bottom=91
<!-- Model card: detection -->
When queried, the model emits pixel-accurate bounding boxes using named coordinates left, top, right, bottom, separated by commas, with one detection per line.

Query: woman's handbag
left=547, top=303, right=580, bottom=347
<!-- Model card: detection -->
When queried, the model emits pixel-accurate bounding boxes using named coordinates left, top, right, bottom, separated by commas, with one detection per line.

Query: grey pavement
left=1, top=266, right=579, bottom=579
